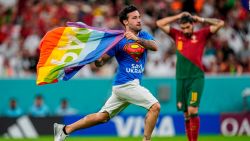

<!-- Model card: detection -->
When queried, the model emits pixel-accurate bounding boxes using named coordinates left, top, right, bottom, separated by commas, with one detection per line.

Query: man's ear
left=123, top=20, right=128, bottom=26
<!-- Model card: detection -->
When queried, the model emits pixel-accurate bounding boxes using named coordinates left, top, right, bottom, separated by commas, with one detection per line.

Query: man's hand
left=94, top=54, right=111, bottom=67
left=156, top=11, right=191, bottom=34
left=95, top=58, right=103, bottom=67
left=192, top=15, right=204, bottom=23
left=124, top=31, right=139, bottom=41
left=177, top=12, right=191, bottom=19
left=124, top=31, right=157, bottom=51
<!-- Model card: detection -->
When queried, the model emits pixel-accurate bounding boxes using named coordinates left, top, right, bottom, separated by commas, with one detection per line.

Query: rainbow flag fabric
left=36, top=22, right=124, bottom=85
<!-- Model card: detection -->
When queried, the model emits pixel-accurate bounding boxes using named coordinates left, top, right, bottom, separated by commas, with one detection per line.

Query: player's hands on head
left=178, top=12, right=191, bottom=19
left=192, top=15, right=203, bottom=23
left=124, top=31, right=139, bottom=41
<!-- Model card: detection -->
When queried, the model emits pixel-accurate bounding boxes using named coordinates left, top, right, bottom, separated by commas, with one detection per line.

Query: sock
left=63, top=125, right=68, bottom=135
left=143, top=136, right=151, bottom=141
left=189, top=114, right=200, bottom=141
left=185, top=119, right=191, bottom=141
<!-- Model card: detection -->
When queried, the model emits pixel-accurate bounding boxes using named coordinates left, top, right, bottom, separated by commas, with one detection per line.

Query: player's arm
left=95, top=54, right=111, bottom=67
left=156, top=12, right=191, bottom=34
left=124, top=31, right=158, bottom=51
left=192, top=16, right=224, bottom=33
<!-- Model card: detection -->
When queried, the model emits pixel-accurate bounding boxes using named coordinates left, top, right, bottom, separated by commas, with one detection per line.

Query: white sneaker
left=54, top=123, right=68, bottom=141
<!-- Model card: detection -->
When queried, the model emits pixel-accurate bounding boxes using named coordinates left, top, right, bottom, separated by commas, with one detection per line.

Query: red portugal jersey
left=169, top=27, right=212, bottom=79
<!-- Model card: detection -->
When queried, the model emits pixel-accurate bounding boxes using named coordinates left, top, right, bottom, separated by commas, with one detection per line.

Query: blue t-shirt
left=30, top=104, right=49, bottom=117
left=107, top=31, right=154, bottom=85
left=5, top=107, right=23, bottom=117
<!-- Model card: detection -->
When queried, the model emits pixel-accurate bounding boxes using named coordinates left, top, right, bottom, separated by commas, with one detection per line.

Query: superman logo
left=123, top=43, right=145, bottom=62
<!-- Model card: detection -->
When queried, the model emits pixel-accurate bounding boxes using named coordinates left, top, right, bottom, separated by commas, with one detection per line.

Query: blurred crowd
left=3, top=95, right=78, bottom=117
left=0, top=0, right=250, bottom=78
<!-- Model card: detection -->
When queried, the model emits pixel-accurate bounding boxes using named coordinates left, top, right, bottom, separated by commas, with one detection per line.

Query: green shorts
left=176, top=77, right=204, bottom=112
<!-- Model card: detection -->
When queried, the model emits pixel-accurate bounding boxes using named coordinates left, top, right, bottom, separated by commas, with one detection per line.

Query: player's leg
left=54, top=112, right=110, bottom=140
left=184, top=112, right=191, bottom=141
left=176, top=79, right=188, bottom=112
left=176, top=79, right=191, bottom=140
left=65, top=92, right=129, bottom=134
left=187, top=107, right=199, bottom=141
left=54, top=91, right=129, bottom=141
left=54, top=112, right=109, bottom=141
left=115, top=79, right=160, bottom=141
left=187, top=77, right=204, bottom=141
left=143, top=102, right=160, bottom=141
left=64, top=112, right=110, bottom=134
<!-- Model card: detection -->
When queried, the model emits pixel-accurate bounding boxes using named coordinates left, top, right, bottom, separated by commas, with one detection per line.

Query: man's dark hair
left=119, top=5, right=138, bottom=25
left=180, top=15, right=194, bottom=24
left=35, top=95, right=43, bottom=100
left=9, top=97, right=16, bottom=102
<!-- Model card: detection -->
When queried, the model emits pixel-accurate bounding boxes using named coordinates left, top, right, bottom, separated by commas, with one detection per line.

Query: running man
left=54, top=5, right=160, bottom=141
left=156, top=12, right=224, bottom=141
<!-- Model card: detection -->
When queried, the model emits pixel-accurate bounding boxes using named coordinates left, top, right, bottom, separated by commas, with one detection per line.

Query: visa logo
left=111, top=115, right=175, bottom=137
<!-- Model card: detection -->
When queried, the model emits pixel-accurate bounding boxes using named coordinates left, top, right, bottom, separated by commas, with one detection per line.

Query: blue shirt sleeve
left=106, top=44, right=117, bottom=57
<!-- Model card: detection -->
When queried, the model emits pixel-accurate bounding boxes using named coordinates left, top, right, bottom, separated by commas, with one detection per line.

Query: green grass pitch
left=0, top=136, right=249, bottom=141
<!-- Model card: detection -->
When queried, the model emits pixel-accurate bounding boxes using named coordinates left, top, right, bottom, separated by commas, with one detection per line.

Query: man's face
left=35, top=98, right=42, bottom=107
left=180, top=22, right=193, bottom=38
left=62, top=100, right=68, bottom=109
left=10, top=100, right=16, bottom=109
left=124, top=10, right=142, bottom=32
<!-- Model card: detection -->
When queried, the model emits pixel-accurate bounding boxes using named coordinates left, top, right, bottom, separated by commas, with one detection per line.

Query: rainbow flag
left=36, top=22, right=124, bottom=85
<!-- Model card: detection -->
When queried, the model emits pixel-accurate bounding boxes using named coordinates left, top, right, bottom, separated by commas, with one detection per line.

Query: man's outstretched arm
left=156, top=12, right=191, bottom=34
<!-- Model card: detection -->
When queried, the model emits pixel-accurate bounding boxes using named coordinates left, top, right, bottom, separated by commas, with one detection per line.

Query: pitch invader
left=54, top=5, right=160, bottom=141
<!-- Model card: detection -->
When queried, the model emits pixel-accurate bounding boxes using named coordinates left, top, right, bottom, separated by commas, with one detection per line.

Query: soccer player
left=54, top=5, right=160, bottom=141
left=156, top=12, right=224, bottom=141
